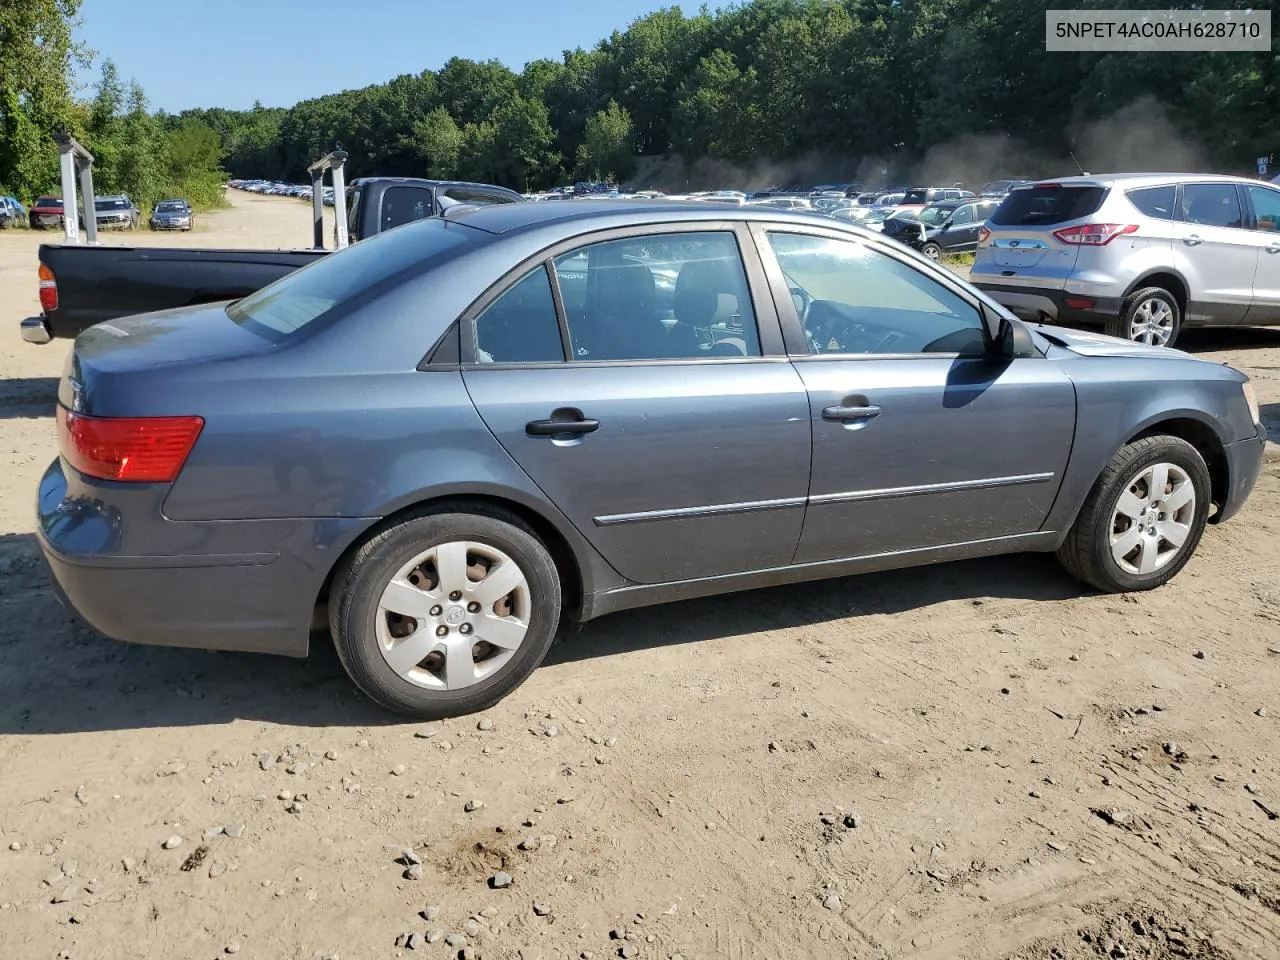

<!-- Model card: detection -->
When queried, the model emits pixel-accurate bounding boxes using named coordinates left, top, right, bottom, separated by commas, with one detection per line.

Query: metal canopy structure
left=307, top=147, right=349, bottom=250
left=53, top=131, right=98, bottom=245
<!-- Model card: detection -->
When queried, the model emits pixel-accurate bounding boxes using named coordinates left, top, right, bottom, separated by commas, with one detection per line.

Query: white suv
left=970, top=173, right=1280, bottom=347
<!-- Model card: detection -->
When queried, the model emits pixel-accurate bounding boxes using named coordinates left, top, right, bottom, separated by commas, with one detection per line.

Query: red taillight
left=57, top=407, right=204, bottom=482
left=1052, top=223, right=1138, bottom=246
left=1064, top=296, right=1097, bottom=310
left=978, top=226, right=990, bottom=244
left=38, top=263, right=57, bottom=312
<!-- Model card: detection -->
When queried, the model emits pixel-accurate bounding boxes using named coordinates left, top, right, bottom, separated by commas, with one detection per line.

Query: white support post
left=53, top=132, right=97, bottom=245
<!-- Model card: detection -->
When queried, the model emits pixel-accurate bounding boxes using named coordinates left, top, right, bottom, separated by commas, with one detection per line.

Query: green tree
left=0, top=0, right=88, bottom=197
left=411, top=106, right=463, bottom=179
left=575, top=100, right=634, bottom=181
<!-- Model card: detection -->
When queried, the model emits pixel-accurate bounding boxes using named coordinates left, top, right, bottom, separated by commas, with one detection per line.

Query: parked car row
left=228, top=179, right=334, bottom=205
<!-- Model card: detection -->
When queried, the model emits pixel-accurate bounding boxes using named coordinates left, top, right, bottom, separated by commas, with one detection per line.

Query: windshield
left=916, top=205, right=954, bottom=225
left=96, top=198, right=129, bottom=210
left=227, top=217, right=480, bottom=342
left=38, top=197, right=63, bottom=208
left=156, top=202, right=186, bottom=213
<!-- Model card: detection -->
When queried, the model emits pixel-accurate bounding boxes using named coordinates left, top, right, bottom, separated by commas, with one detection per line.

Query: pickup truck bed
left=21, top=175, right=524, bottom=344
left=29, top=245, right=327, bottom=341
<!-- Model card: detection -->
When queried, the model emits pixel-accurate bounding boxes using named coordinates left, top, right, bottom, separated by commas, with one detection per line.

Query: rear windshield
left=227, top=218, right=480, bottom=342
left=902, top=189, right=929, bottom=205
left=990, top=186, right=1107, bottom=226
left=38, top=197, right=63, bottom=208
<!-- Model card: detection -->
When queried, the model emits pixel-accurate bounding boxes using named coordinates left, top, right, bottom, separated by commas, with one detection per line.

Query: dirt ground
left=1, top=192, right=1279, bottom=960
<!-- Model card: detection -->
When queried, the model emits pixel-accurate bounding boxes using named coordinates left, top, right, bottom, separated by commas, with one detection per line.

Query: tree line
left=2, top=0, right=1278, bottom=204
left=0, top=0, right=226, bottom=211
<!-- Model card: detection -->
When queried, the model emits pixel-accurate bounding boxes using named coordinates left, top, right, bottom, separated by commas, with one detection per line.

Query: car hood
left=1032, top=323, right=1192, bottom=360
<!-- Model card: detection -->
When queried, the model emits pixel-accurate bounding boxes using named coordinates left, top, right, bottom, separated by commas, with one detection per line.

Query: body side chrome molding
left=593, top=473, right=1056, bottom=526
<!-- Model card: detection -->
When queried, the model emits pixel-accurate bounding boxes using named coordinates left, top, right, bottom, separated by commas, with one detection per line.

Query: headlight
left=1243, top=381, right=1261, bottom=425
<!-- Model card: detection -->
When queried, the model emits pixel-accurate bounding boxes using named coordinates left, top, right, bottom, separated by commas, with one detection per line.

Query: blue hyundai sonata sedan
left=36, top=201, right=1267, bottom=717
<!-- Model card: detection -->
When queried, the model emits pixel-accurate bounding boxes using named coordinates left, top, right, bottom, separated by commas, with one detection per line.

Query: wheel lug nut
left=429, top=605, right=442, bottom=617
left=467, top=601, right=481, bottom=613
left=436, top=625, right=449, bottom=637
left=459, top=623, right=473, bottom=635
left=449, top=591, right=462, bottom=602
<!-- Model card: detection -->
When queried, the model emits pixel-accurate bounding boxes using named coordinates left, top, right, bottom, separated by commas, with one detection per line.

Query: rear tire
left=329, top=507, right=562, bottom=718
left=1057, top=435, right=1209, bottom=593
left=1108, top=286, right=1181, bottom=347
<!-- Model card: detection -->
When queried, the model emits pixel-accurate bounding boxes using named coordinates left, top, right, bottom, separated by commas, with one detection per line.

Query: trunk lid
left=61, top=303, right=275, bottom=415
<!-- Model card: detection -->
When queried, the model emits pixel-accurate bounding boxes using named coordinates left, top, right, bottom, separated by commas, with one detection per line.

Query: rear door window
left=1126, top=185, right=1176, bottom=220
left=380, top=186, right=436, bottom=231
left=1178, top=183, right=1244, bottom=228
left=473, top=265, right=564, bottom=363
left=990, top=186, right=1107, bottom=226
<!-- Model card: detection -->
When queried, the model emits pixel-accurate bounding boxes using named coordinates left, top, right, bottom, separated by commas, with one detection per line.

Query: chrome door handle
left=1184, top=234, right=1203, bottom=246
left=823, top=404, right=882, bottom=422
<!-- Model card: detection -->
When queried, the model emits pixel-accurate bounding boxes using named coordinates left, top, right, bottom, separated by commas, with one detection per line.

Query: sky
left=73, top=0, right=677, bottom=114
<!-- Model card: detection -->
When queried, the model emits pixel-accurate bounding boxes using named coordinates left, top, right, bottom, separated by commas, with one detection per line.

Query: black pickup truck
left=21, top=177, right=523, bottom=343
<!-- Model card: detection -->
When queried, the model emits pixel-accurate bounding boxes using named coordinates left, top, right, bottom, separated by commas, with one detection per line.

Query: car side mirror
left=994, top=315, right=1035, bottom=359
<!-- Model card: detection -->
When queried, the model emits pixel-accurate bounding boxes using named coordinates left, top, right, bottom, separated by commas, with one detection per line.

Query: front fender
left=1043, top=356, right=1252, bottom=534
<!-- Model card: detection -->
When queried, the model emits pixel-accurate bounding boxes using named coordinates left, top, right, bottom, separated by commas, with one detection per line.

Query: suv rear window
left=990, top=186, right=1107, bottom=226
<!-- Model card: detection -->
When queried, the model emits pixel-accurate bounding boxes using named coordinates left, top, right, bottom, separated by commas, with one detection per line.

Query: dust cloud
left=632, top=96, right=1215, bottom=192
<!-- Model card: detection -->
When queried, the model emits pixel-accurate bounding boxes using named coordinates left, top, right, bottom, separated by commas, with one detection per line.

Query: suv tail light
left=38, top=263, right=58, bottom=312
left=977, top=227, right=990, bottom=244
left=57, top=407, right=204, bottom=482
left=1052, top=223, right=1138, bottom=246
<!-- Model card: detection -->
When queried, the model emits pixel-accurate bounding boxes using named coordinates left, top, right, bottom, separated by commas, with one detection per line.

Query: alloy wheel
left=1128, top=297, right=1175, bottom=346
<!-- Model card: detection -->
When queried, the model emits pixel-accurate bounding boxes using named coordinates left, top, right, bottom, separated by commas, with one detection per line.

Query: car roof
left=452, top=199, right=860, bottom=237
left=1018, top=172, right=1266, bottom=189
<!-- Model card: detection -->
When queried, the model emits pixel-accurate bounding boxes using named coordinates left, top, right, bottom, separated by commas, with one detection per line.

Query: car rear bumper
left=972, top=282, right=1121, bottom=326
left=1217, top=422, right=1267, bottom=524
left=35, top=457, right=368, bottom=658
left=20, top=317, right=52, bottom=344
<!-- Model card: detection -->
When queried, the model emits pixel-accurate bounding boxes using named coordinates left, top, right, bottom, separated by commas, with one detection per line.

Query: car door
left=751, top=223, right=1075, bottom=564
left=939, top=202, right=979, bottom=252
left=460, top=224, right=813, bottom=585
left=1242, top=183, right=1280, bottom=325
left=1169, top=182, right=1255, bottom=324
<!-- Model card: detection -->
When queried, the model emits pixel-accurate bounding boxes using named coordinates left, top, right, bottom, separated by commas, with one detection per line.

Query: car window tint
left=381, top=186, right=435, bottom=231
left=1179, top=183, right=1243, bottom=228
left=473, top=265, right=564, bottom=363
left=442, top=186, right=517, bottom=206
left=553, top=231, right=760, bottom=361
left=346, top=185, right=363, bottom=240
left=766, top=232, right=986, bottom=356
left=227, top=217, right=478, bottom=342
left=951, top=205, right=974, bottom=225
left=1126, top=185, right=1175, bottom=220
left=991, top=186, right=1106, bottom=226
left=1246, top=185, right=1280, bottom=233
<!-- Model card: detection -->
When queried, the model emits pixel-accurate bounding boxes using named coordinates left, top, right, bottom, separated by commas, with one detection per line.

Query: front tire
left=1108, top=286, right=1181, bottom=347
left=920, top=242, right=941, bottom=261
left=329, top=507, right=562, bottom=718
left=1057, top=435, right=1210, bottom=593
